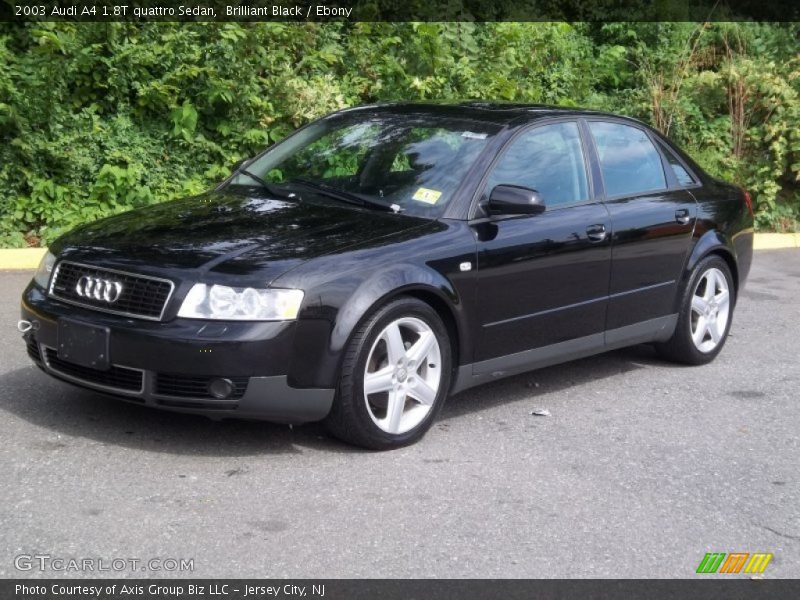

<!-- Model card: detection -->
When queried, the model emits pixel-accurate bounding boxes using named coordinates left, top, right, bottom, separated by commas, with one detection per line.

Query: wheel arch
left=331, top=265, right=467, bottom=376
left=707, top=248, right=739, bottom=295
left=397, top=287, right=461, bottom=370
left=683, top=230, right=740, bottom=296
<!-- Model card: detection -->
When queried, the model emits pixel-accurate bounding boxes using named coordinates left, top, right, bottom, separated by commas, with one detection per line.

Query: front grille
left=44, top=347, right=144, bottom=393
left=26, top=338, right=42, bottom=363
left=50, top=261, right=174, bottom=321
left=155, top=373, right=249, bottom=400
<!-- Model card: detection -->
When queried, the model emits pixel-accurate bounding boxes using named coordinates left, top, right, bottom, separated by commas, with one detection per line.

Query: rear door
left=585, top=120, right=697, bottom=334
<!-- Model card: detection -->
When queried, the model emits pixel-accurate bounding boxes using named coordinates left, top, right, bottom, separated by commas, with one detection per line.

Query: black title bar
left=4, top=579, right=800, bottom=600
left=1, top=0, right=799, bottom=22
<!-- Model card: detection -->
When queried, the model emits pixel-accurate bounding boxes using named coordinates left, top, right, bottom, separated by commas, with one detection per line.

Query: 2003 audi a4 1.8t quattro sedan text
left=20, top=103, right=753, bottom=449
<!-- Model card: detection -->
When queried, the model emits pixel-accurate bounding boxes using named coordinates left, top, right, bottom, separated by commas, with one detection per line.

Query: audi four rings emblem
left=75, top=275, right=124, bottom=303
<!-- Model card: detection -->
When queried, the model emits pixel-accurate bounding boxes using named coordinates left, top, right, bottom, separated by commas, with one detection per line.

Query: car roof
left=338, top=101, right=648, bottom=128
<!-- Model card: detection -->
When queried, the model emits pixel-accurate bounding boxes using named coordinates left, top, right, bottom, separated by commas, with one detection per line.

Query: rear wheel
left=325, top=297, right=452, bottom=450
left=656, top=255, right=735, bottom=365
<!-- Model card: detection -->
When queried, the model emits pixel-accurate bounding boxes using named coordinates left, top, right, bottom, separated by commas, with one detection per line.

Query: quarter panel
left=683, top=180, right=754, bottom=297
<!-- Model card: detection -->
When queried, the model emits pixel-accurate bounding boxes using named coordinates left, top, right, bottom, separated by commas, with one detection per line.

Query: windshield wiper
left=291, top=178, right=401, bottom=213
left=235, top=169, right=298, bottom=200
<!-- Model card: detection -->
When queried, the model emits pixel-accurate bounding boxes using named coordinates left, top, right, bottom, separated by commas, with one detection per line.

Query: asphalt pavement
left=0, top=249, right=798, bottom=578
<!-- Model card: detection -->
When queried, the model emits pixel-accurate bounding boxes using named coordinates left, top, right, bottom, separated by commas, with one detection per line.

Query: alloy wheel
left=363, top=317, right=442, bottom=435
left=690, top=267, right=731, bottom=353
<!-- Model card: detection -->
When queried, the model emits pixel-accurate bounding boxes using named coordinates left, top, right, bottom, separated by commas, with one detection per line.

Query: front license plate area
left=57, top=319, right=110, bottom=371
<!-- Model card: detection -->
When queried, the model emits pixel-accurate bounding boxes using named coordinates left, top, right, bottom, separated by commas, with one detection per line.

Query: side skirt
left=451, top=314, right=677, bottom=394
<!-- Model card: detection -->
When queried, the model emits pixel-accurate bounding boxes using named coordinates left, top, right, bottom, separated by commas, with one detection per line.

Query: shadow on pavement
left=0, top=344, right=665, bottom=455
left=0, top=365, right=348, bottom=457
left=441, top=343, right=663, bottom=420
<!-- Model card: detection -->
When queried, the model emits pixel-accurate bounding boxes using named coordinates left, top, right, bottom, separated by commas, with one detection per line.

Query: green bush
left=0, top=21, right=798, bottom=247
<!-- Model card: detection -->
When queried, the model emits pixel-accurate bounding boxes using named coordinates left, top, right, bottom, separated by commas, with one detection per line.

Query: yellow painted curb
left=752, top=233, right=800, bottom=250
left=0, top=248, right=47, bottom=270
left=0, top=233, right=797, bottom=269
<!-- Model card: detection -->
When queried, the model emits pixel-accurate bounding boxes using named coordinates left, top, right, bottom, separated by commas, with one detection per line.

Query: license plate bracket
left=57, top=319, right=110, bottom=371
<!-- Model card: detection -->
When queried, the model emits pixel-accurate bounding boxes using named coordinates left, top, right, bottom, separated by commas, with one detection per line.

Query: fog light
left=208, top=378, right=235, bottom=399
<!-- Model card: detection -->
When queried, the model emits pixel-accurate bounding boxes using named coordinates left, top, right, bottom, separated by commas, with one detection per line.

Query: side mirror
left=487, top=184, right=546, bottom=216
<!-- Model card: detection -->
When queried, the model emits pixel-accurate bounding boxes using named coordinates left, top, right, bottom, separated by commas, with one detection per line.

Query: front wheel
left=325, top=297, right=452, bottom=450
left=656, top=255, right=735, bottom=365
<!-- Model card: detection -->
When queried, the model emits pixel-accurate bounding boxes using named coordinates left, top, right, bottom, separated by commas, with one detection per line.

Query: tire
left=324, top=296, right=452, bottom=450
left=656, top=255, right=735, bottom=365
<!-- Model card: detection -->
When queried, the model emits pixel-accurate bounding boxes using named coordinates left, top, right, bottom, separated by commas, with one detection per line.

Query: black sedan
left=19, top=103, right=754, bottom=449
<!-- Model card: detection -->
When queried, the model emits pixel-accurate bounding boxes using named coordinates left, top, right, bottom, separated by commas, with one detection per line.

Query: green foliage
left=586, top=22, right=800, bottom=231
left=0, top=21, right=798, bottom=247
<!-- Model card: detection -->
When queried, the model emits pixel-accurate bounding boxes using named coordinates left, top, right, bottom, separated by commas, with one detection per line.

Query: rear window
left=589, top=121, right=666, bottom=197
left=656, top=140, right=696, bottom=186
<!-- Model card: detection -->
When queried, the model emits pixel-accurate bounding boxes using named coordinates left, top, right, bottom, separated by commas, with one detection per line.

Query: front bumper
left=20, top=282, right=335, bottom=423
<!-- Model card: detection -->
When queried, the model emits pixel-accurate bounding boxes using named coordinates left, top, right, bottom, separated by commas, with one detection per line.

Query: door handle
left=675, top=208, right=691, bottom=224
left=586, top=224, right=607, bottom=242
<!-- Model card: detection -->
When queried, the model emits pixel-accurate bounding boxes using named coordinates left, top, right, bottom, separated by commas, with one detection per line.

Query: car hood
left=51, top=188, right=433, bottom=283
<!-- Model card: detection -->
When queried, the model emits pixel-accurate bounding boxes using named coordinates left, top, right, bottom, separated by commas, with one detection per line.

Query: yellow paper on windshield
left=412, top=188, right=442, bottom=204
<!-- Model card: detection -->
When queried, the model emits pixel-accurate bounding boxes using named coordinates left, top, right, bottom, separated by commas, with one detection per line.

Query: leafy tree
left=0, top=21, right=797, bottom=247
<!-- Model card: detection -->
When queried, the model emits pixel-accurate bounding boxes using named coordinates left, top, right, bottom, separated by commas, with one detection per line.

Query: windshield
left=228, top=111, right=501, bottom=217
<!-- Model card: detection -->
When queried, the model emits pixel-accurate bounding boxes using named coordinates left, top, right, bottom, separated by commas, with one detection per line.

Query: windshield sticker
left=461, top=131, right=488, bottom=140
left=412, top=188, right=442, bottom=204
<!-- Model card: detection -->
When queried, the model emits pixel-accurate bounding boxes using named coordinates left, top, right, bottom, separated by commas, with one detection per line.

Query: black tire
left=655, top=255, right=735, bottom=365
left=324, top=296, right=452, bottom=450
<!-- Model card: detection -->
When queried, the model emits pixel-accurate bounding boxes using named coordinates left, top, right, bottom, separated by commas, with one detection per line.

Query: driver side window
left=486, top=122, right=589, bottom=207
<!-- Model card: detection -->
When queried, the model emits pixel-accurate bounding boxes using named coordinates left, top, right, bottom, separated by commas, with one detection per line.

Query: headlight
left=177, top=284, right=304, bottom=321
left=33, top=251, right=56, bottom=289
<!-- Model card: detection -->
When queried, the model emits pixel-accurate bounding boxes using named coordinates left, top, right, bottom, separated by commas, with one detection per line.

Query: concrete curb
left=0, top=234, right=797, bottom=270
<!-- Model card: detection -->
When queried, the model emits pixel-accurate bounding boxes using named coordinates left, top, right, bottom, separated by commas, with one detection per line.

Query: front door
left=473, top=121, right=612, bottom=373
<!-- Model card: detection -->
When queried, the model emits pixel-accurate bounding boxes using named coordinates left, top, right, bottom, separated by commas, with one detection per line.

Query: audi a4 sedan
left=20, top=103, right=753, bottom=449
